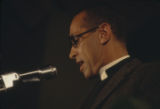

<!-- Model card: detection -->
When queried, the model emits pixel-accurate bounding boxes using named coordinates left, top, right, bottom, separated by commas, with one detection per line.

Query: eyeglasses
left=69, top=26, right=98, bottom=47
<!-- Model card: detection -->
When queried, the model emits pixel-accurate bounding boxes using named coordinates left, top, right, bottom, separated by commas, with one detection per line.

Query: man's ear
left=98, top=23, right=111, bottom=45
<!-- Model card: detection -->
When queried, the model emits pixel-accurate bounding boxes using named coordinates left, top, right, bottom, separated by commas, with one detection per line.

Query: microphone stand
left=0, top=66, right=57, bottom=92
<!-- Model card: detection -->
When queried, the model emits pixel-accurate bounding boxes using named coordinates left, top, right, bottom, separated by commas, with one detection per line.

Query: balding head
left=71, top=6, right=127, bottom=43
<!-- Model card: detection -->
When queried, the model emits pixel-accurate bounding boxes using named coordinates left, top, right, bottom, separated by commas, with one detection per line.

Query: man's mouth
left=79, top=61, right=83, bottom=66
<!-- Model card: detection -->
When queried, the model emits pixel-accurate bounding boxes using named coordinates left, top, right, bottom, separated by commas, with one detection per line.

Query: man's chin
left=82, top=69, right=98, bottom=80
left=82, top=70, right=91, bottom=79
left=82, top=70, right=95, bottom=80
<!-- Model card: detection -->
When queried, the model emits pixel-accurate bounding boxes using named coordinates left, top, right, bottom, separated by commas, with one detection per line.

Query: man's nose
left=69, top=47, right=77, bottom=59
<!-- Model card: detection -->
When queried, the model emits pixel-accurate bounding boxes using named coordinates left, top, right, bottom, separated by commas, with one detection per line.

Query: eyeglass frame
left=69, top=26, right=99, bottom=47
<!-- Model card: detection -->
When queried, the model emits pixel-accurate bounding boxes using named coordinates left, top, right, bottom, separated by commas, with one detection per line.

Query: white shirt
left=99, top=55, right=130, bottom=81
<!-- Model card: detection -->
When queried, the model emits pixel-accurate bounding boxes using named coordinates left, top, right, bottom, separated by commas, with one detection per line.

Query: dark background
left=0, top=0, right=160, bottom=109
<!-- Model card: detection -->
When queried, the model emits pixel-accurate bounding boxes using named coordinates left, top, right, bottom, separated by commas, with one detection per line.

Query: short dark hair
left=80, top=5, right=127, bottom=43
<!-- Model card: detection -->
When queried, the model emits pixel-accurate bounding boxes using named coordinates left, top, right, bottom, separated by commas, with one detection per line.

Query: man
left=68, top=6, right=160, bottom=109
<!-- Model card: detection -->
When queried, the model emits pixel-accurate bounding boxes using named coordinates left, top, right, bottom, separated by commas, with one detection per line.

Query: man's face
left=69, top=12, right=102, bottom=79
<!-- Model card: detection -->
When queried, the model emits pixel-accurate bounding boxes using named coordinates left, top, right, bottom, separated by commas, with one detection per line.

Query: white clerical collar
left=99, top=55, right=130, bottom=81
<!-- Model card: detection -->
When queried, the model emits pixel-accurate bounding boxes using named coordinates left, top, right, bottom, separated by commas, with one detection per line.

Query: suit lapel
left=91, top=58, right=142, bottom=109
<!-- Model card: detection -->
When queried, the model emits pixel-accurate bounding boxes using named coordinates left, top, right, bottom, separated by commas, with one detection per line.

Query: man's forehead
left=69, top=11, right=88, bottom=35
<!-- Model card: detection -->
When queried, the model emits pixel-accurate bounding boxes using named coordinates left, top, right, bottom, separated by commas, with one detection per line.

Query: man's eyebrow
left=69, top=32, right=79, bottom=37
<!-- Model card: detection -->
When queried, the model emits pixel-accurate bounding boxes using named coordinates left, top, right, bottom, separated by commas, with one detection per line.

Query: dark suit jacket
left=78, top=58, right=160, bottom=109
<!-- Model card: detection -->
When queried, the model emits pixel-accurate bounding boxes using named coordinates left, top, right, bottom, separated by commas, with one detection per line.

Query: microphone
left=0, top=66, right=57, bottom=91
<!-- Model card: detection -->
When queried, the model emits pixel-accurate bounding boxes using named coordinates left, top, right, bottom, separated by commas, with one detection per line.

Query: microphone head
left=39, top=66, right=58, bottom=80
left=20, top=65, right=58, bottom=83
